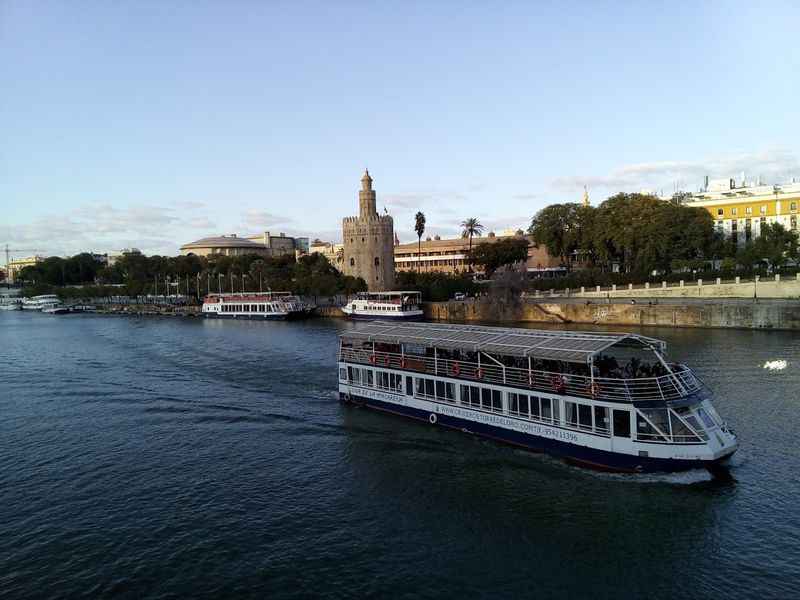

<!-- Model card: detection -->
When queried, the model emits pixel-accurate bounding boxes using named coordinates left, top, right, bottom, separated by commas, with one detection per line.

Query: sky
left=2, top=0, right=800, bottom=258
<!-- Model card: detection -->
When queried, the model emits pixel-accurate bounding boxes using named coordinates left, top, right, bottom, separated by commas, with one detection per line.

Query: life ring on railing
left=383, top=355, right=391, bottom=367
left=551, top=375, right=565, bottom=393
left=369, top=354, right=377, bottom=365
left=451, top=362, right=461, bottom=376
left=429, top=413, right=437, bottom=425
left=589, top=382, right=601, bottom=398
left=476, top=368, right=485, bottom=380
left=400, top=358, right=408, bottom=369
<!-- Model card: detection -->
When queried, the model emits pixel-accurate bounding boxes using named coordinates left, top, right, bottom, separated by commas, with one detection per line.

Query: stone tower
left=342, top=170, right=395, bottom=291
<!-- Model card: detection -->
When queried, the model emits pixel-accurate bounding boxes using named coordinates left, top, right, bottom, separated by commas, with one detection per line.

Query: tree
left=754, top=222, right=799, bottom=270
left=460, top=218, right=485, bottom=268
left=528, top=203, right=585, bottom=268
left=469, top=237, right=529, bottom=278
left=414, top=211, right=426, bottom=274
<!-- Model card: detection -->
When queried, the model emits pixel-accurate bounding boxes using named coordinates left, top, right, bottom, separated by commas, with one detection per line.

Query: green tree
left=414, top=211, right=426, bottom=273
left=469, top=237, right=529, bottom=278
left=528, top=203, right=586, bottom=268
left=754, top=222, right=799, bottom=270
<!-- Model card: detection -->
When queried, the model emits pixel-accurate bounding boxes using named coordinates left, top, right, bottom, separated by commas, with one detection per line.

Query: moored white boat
left=22, top=295, right=62, bottom=311
left=202, top=292, right=314, bottom=320
left=0, top=297, right=22, bottom=311
left=338, top=321, right=738, bottom=474
left=341, top=291, right=423, bottom=320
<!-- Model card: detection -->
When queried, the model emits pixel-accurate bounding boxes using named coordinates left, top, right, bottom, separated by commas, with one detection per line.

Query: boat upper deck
left=342, top=321, right=666, bottom=362
left=339, top=322, right=703, bottom=404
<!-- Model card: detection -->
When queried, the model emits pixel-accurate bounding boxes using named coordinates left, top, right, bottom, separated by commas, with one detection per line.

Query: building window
left=760, top=205, right=767, bottom=215
left=374, top=257, right=380, bottom=266
left=731, top=207, right=737, bottom=216
left=717, top=208, right=724, bottom=216
left=791, top=202, right=797, bottom=212
left=745, top=206, right=752, bottom=215
left=350, top=258, right=355, bottom=267
left=361, top=237, right=365, bottom=243
left=791, top=216, right=797, bottom=230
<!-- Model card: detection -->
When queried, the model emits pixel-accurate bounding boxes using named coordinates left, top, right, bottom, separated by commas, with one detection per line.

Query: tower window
left=362, top=237, right=365, bottom=243
left=374, top=257, right=380, bottom=266
left=350, top=258, right=355, bottom=267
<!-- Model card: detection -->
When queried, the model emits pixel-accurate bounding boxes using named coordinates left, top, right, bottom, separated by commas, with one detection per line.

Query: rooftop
left=341, top=321, right=666, bottom=363
left=180, top=235, right=265, bottom=250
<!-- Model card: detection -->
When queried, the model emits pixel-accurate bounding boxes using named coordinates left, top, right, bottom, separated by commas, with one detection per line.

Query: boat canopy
left=341, top=321, right=666, bottom=364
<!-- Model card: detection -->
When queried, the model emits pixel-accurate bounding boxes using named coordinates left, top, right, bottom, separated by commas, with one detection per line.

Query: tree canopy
left=469, top=237, right=529, bottom=277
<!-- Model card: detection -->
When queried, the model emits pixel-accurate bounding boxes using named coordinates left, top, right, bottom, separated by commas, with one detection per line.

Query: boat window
left=460, top=385, right=480, bottom=408
left=552, top=399, right=560, bottom=424
left=578, top=404, right=592, bottom=430
left=565, top=401, right=578, bottom=428
left=415, top=378, right=425, bottom=397
left=541, top=398, right=552, bottom=423
left=613, top=410, right=630, bottom=438
left=492, top=390, right=502, bottom=412
left=436, top=381, right=455, bottom=402
left=339, top=368, right=347, bottom=381
left=594, top=406, right=610, bottom=434
left=529, top=395, right=539, bottom=419
left=669, top=411, right=699, bottom=443
left=508, top=392, right=519, bottom=414
left=481, top=388, right=492, bottom=411
left=696, top=407, right=716, bottom=430
left=636, top=409, right=669, bottom=442
left=364, top=369, right=373, bottom=387
left=425, top=379, right=434, bottom=398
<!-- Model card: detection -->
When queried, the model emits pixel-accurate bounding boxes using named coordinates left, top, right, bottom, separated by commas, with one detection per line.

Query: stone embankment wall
left=424, top=298, right=800, bottom=330
left=96, top=304, right=201, bottom=316
left=538, top=273, right=800, bottom=300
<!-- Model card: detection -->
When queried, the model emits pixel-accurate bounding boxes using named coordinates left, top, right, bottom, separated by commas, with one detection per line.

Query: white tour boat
left=0, top=297, right=22, bottom=311
left=22, top=295, right=62, bottom=311
left=202, top=292, right=314, bottom=320
left=338, top=322, right=738, bottom=473
left=341, top=291, right=423, bottom=320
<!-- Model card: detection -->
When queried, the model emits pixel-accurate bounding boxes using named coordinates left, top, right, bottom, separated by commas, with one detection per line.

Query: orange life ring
left=476, top=368, right=484, bottom=380
left=369, top=354, right=377, bottom=365
left=451, top=362, right=461, bottom=376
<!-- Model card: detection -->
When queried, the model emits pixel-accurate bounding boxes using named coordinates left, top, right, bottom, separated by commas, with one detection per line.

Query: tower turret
left=359, top=169, right=377, bottom=218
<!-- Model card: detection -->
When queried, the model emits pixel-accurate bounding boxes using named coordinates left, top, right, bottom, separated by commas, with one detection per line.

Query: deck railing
left=338, top=348, right=702, bottom=403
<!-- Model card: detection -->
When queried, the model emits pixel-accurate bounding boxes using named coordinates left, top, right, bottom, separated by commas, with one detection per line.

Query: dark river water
left=1, top=312, right=798, bottom=599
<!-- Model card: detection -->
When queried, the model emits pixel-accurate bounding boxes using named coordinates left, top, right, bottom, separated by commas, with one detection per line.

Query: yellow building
left=394, top=232, right=562, bottom=275
left=667, top=178, right=800, bottom=244
left=7, top=255, right=45, bottom=283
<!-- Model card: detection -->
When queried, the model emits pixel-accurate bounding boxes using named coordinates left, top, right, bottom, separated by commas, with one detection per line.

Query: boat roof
left=341, top=321, right=666, bottom=363
left=357, top=291, right=421, bottom=296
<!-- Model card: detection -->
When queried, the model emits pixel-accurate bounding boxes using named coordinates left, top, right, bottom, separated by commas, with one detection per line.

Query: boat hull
left=203, top=313, right=288, bottom=321
left=342, top=312, right=424, bottom=321
left=341, top=391, right=734, bottom=474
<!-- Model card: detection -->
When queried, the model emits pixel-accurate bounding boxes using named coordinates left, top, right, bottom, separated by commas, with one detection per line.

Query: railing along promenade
left=339, top=348, right=702, bottom=404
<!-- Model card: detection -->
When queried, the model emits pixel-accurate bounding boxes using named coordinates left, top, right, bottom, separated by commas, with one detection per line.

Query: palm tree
left=414, top=211, right=426, bottom=273
left=461, top=217, right=484, bottom=271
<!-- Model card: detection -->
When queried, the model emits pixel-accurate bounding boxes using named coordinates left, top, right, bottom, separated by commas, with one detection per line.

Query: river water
left=1, top=312, right=798, bottom=599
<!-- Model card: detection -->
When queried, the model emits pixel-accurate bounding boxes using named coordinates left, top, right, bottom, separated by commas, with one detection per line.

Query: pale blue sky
left=2, top=1, right=799, bottom=256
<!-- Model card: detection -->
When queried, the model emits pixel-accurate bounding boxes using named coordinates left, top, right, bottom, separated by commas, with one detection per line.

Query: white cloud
left=551, top=147, right=800, bottom=196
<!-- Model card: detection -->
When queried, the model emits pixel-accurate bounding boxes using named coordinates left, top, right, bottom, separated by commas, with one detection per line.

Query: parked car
left=453, top=292, right=466, bottom=301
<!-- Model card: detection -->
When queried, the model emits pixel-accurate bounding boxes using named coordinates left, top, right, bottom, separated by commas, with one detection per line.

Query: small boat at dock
left=341, top=291, right=423, bottom=320
left=202, top=292, right=314, bottom=320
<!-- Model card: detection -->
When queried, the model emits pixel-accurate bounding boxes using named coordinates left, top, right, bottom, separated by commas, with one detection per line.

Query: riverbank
left=425, top=297, right=800, bottom=330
